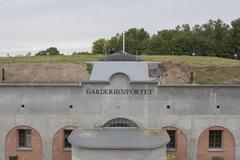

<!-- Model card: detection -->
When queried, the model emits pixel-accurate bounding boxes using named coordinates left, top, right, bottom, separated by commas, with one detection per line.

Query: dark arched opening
left=102, top=118, right=138, bottom=128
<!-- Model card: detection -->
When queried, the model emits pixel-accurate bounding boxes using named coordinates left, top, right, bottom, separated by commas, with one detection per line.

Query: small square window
left=18, top=129, right=32, bottom=148
left=9, top=156, right=18, bottom=160
left=167, top=130, right=176, bottom=149
left=209, top=130, right=222, bottom=148
left=64, top=130, right=72, bottom=148
left=212, top=157, right=224, bottom=160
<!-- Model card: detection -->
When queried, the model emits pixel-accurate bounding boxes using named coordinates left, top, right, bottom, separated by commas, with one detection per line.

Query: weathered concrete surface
left=0, top=73, right=240, bottom=160
left=72, top=147, right=167, bottom=160
left=68, top=128, right=169, bottom=149
left=90, top=62, right=149, bottom=81
left=69, top=128, right=169, bottom=160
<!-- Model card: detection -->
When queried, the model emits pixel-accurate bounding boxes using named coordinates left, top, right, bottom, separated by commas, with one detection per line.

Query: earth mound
left=158, top=61, right=192, bottom=84
left=0, top=63, right=89, bottom=83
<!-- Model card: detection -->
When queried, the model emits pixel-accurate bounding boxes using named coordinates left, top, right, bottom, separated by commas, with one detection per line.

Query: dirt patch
left=158, top=61, right=192, bottom=84
left=0, top=63, right=89, bottom=83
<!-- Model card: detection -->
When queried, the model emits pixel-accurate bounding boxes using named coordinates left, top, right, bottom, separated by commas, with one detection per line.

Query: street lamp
left=234, top=53, right=238, bottom=60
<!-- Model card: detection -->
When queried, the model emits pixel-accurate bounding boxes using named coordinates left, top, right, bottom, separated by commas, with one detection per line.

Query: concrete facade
left=0, top=71, right=240, bottom=160
left=69, top=128, right=169, bottom=160
left=72, top=147, right=167, bottom=160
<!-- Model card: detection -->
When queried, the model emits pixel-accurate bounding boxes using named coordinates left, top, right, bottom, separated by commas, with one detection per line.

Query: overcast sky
left=0, top=0, right=239, bottom=56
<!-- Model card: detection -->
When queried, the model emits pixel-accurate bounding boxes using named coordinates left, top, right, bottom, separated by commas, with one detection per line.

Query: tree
left=192, top=24, right=203, bottom=33
left=46, top=47, right=60, bottom=55
left=92, top=18, right=240, bottom=58
left=107, top=28, right=150, bottom=54
left=108, top=33, right=122, bottom=53
left=181, top=24, right=191, bottom=32
left=36, top=47, right=60, bottom=56
left=125, top=28, right=150, bottom=54
left=36, top=50, right=48, bottom=56
left=92, top=38, right=107, bottom=54
left=230, top=18, right=240, bottom=55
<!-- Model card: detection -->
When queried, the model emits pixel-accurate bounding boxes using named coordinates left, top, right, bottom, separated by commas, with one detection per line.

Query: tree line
left=92, top=18, right=240, bottom=58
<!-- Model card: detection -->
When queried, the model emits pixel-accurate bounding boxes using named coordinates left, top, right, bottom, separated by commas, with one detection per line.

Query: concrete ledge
left=68, top=128, right=170, bottom=149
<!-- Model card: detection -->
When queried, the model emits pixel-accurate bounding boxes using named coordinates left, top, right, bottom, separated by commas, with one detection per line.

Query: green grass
left=1, top=55, right=239, bottom=66
left=0, top=55, right=240, bottom=84
left=143, top=55, right=240, bottom=67
left=0, top=55, right=103, bottom=64
left=142, top=55, right=240, bottom=84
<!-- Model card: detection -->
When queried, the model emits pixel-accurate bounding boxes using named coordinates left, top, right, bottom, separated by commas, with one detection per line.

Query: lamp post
left=123, top=32, right=125, bottom=54
left=234, top=53, right=238, bottom=60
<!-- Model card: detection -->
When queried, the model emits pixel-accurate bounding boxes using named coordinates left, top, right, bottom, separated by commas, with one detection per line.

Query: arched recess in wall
left=52, top=126, right=76, bottom=160
left=109, top=72, right=131, bottom=86
left=163, top=126, right=188, bottom=160
left=5, top=125, right=43, bottom=160
left=109, top=72, right=130, bottom=82
left=197, top=126, right=235, bottom=160
left=102, top=118, right=139, bottom=128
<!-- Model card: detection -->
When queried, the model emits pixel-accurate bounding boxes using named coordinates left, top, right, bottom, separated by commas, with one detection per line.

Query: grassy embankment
left=0, top=55, right=239, bottom=84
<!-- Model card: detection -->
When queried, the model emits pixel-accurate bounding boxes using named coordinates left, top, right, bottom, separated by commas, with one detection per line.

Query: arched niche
left=197, top=126, right=235, bottom=160
left=163, top=126, right=188, bottom=160
left=52, top=126, right=76, bottom=160
left=5, top=125, right=43, bottom=160
left=109, top=72, right=131, bottom=86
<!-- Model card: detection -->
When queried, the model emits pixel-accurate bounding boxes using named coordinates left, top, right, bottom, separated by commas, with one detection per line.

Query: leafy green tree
left=170, top=32, right=193, bottom=55
left=202, top=20, right=215, bottom=38
left=212, top=19, right=231, bottom=56
left=148, top=30, right=180, bottom=55
left=107, top=28, right=150, bottom=54
left=92, top=38, right=107, bottom=54
left=93, top=18, right=240, bottom=58
left=36, top=50, right=48, bottom=56
left=148, top=32, right=172, bottom=55
left=108, top=33, right=122, bottom=53
left=230, top=18, right=240, bottom=55
left=213, top=19, right=229, bottom=42
left=181, top=24, right=191, bottom=32
left=36, top=47, right=60, bottom=56
left=192, top=24, right=203, bottom=33
left=46, top=47, right=60, bottom=55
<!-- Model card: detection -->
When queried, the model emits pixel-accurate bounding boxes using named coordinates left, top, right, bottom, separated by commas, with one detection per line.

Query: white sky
left=0, top=0, right=239, bottom=56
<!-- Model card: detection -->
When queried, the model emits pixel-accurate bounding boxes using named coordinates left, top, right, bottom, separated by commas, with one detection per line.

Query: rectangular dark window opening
left=64, top=130, right=73, bottom=148
left=167, top=130, right=176, bottom=149
left=212, top=157, right=224, bottom=160
left=209, top=130, right=222, bottom=148
left=9, top=156, right=18, bottom=160
left=18, top=129, right=32, bottom=148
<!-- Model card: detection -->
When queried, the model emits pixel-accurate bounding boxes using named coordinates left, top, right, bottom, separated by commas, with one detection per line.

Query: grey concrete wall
left=72, top=147, right=167, bottom=160
left=0, top=73, right=240, bottom=160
